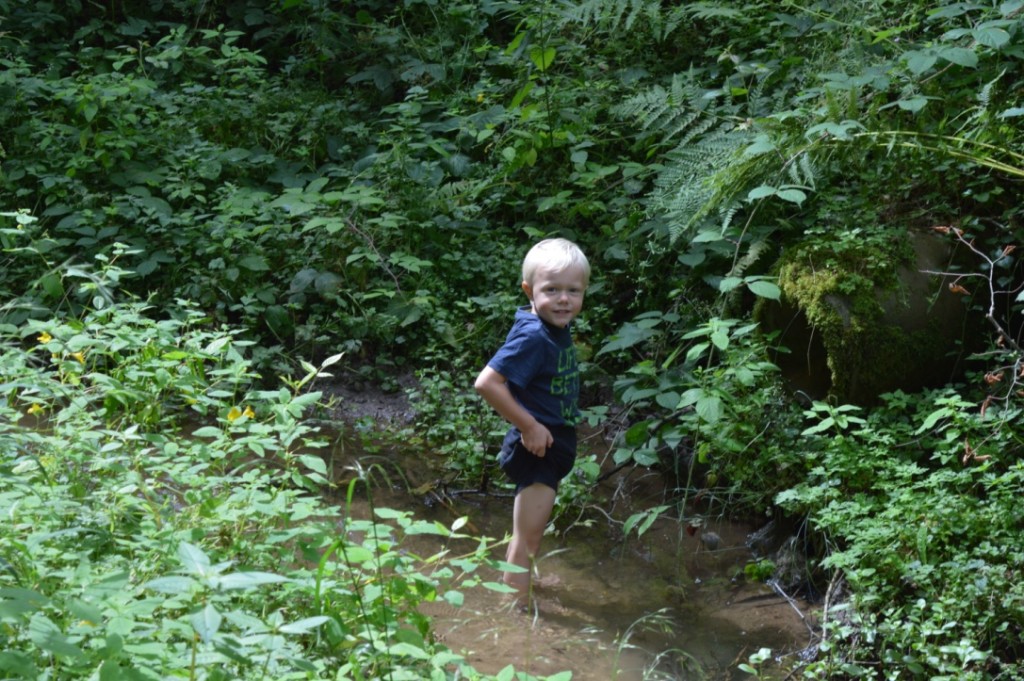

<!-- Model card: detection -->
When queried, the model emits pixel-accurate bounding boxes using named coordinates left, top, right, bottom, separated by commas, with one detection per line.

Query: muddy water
left=328, top=429, right=815, bottom=680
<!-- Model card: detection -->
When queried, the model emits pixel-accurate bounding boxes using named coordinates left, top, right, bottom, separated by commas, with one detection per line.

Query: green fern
left=557, top=0, right=687, bottom=41
left=614, top=69, right=777, bottom=243
left=652, top=129, right=759, bottom=243
left=727, top=233, right=771, bottom=279
left=612, top=70, right=727, bottom=146
left=677, top=1, right=750, bottom=22
left=617, top=62, right=824, bottom=245
left=787, top=151, right=817, bottom=191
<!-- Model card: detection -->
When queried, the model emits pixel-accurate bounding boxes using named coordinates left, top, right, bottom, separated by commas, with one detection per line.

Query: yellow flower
left=37, top=332, right=52, bottom=344
left=476, top=92, right=485, bottom=103
left=70, top=351, right=86, bottom=364
left=27, top=403, right=44, bottom=415
left=227, top=405, right=254, bottom=422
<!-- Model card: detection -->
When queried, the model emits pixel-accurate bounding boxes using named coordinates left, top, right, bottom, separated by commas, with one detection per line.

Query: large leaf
left=213, top=572, right=290, bottom=590
left=190, top=604, right=222, bottom=642
left=280, top=616, right=331, bottom=634
left=597, top=320, right=660, bottom=355
left=28, top=614, right=85, bottom=660
left=746, top=279, right=781, bottom=300
left=178, top=542, right=212, bottom=576
left=938, top=46, right=978, bottom=68
left=905, top=49, right=938, bottom=74
left=529, top=46, right=556, bottom=71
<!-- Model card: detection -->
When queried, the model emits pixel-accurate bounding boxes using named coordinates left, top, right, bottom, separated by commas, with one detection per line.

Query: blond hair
left=521, top=238, right=590, bottom=286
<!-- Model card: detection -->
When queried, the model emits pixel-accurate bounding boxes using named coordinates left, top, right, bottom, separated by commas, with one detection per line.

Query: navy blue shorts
left=498, top=425, right=577, bottom=493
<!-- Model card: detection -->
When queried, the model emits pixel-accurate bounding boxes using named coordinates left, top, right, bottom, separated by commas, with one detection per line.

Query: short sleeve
left=487, top=324, right=544, bottom=388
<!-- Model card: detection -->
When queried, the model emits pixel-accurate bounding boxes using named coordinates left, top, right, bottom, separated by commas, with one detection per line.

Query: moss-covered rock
left=757, top=229, right=974, bottom=404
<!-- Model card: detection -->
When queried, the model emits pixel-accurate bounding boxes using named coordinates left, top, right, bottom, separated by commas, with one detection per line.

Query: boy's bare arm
left=474, top=366, right=553, bottom=457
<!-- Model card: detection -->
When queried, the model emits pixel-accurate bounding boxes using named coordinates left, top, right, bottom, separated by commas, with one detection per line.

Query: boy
left=474, top=237, right=590, bottom=607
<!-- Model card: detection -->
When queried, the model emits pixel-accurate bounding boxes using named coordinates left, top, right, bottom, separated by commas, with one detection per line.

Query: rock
left=756, top=229, right=981, bottom=404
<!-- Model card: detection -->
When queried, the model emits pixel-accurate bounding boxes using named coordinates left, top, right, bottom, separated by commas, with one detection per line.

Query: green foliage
left=4, top=1, right=1024, bottom=677
left=404, top=365, right=505, bottom=489
left=0, top=295, right=568, bottom=680
left=776, top=388, right=1024, bottom=678
left=602, top=312, right=796, bottom=511
left=743, top=559, right=776, bottom=583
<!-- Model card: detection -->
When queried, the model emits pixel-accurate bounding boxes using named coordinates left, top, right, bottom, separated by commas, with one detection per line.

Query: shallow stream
left=324, top=394, right=816, bottom=680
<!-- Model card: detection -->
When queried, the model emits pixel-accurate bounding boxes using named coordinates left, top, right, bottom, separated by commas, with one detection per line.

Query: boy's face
left=522, top=264, right=587, bottom=328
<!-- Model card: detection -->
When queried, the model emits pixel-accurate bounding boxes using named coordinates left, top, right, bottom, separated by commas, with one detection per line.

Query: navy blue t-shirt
left=487, top=306, right=580, bottom=427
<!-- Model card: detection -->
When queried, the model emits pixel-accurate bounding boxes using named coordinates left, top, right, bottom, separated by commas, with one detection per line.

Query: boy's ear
left=521, top=280, right=532, bottom=298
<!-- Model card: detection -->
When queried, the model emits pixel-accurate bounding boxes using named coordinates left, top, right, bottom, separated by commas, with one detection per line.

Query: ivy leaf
left=624, top=420, right=650, bottom=446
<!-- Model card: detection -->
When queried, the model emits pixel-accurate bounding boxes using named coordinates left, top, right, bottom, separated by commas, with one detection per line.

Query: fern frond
left=677, top=2, right=747, bottom=21
left=652, top=129, right=756, bottom=243
left=727, top=235, right=770, bottom=278
left=612, top=71, right=718, bottom=145
left=558, top=0, right=636, bottom=30
left=557, top=0, right=685, bottom=40
left=977, top=72, right=998, bottom=110
left=785, top=150, right=817, bottom=189
left=719, top=205, right=739, bottom=235
left=436, top=180, right=476, bottom=203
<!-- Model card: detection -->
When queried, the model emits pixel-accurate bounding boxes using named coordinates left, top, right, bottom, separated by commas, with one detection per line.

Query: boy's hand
left=520, top=423, right=553, bottom=457
left=474, top=366, right=553, bottom=457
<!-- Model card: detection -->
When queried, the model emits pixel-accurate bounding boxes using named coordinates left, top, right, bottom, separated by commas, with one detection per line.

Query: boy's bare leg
left=505, top=483, right=556, bottom=604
